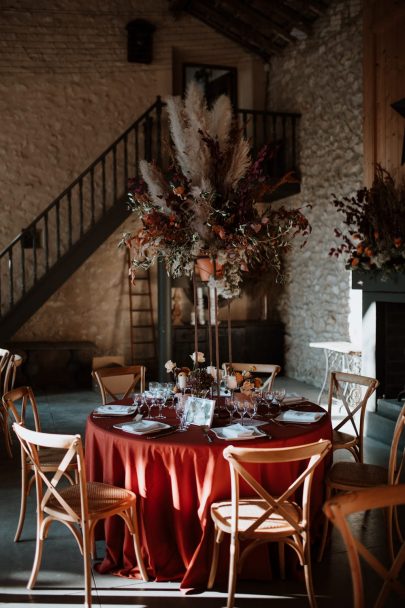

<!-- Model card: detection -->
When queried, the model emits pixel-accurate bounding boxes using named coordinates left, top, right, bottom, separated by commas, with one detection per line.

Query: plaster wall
left=268, top=0, right=364, bottom=386
left=0, top=0, right=260, bottom=361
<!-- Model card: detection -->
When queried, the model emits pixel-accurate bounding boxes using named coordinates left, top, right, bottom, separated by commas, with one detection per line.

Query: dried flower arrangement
left=330, top=166, right=405, bottom=274
left=123, top=82, right=311, bottom=297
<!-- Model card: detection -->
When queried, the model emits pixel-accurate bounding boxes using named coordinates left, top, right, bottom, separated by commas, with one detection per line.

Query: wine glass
left=155, top=389, right=165, bottom=419
left=272, top=388, right=286, bottom=408
left=245, top=400, right=257, bottom=423
left=142, top=391, right=153, bottom=419
left=236, top=400, right=247, bottom=425
left=225, top=397, right=236, bottom=424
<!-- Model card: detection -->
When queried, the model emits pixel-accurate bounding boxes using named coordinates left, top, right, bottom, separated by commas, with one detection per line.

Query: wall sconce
left=126, top=19, right=155, bottom=64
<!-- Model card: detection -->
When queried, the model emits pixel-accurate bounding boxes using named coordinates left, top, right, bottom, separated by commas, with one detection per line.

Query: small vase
left=195, top=257, right=223, bottom=281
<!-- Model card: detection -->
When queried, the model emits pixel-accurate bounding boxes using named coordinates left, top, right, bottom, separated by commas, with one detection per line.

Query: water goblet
left=272, top=388, right=286, bottom=408
left=225, top=397, right=236, bottom=424
left=236, top=400, right=247, bottom=425
left=245, top=400, right=257, bottom=423
left=155, top=390, right=166, bottom=419
left=143, top=391, right=153, bottom=419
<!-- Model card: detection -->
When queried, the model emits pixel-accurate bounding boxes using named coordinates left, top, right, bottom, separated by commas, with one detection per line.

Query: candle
left=227, top=375, right=238, bottom=390
left=178, top=374, right=188, bottom=390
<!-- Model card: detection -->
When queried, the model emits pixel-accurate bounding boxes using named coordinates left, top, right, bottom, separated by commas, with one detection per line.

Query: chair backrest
left=2, top=386, right=41, bottom=431
left=324, top=485, right=405, bottom=608
left=92, top=365, right=146, bottom=404
left=3, top=353, right=23, bottom=394
left=388, top=402, right=405, bottom=485
left=224, top=439, right=331, bottom=536
left=12, top=423, right=87, bottom=525
left=222, top=363, right=281, bottom=392
left=0, top=348, right=11, bottom=392
left=328, top=371, right=379, bottom=440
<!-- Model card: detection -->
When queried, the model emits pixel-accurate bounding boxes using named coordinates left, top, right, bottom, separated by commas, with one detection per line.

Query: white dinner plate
left=113, top=420, right=172, bottom=435
left=211, top=425, right=268, bottom=441
left=93, top=404, right=137, bottom=416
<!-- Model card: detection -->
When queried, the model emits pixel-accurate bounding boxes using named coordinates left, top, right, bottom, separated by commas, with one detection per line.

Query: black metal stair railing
left=0, top=97, right=300, bottom=341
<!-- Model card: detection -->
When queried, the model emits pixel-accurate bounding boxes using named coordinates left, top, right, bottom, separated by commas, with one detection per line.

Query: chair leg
left=207, top=527, right=223, bottom=589
left=2, top=410, right=13, bottom=459
left=82, top=522, right=93, bottom=608
left=318, top=484, right=332, bottom=562
left=303, top=540, right=317, bottom=608
left=130, top=506, right=148, bottom=582
left=14, top=465, right=29, bottom=542
left=278, top=542, right=286, bottom=579
left=227, top=533, right=239, bottom=608
left=27, top=521, right=45, bottom=589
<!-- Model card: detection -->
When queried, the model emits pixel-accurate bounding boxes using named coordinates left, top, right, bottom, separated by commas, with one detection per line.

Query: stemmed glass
left=175, top=397, right=189, bottom=432
left=225, top=397, right=236, bottom=424
left=155, top=389, right=166, bottom=419
left=236, top=400, right=248, bottom=425
left=272, top=389, right=286, bottom=408
left=142, top=391, right=153, bottom=419
left=245, top=400, right=257, bottom=423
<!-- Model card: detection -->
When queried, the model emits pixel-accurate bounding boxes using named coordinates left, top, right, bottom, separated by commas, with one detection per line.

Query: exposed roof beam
left=251, top=0, right=313, bottom=36
left=217, top=0, right=296, bottom=43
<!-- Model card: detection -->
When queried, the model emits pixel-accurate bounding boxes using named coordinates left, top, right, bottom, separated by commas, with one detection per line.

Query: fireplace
left=353, top=272, right=405, bottom=403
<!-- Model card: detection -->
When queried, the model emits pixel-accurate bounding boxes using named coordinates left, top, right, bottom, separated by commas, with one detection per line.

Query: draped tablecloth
left=85, top=403, right=332, bottom=589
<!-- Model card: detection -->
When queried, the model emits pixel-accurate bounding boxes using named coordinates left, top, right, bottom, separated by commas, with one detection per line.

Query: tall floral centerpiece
left=123, top=83, right=311, bottom=382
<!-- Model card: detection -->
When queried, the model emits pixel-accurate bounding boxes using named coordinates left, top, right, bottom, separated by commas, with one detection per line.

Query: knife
left=145, top=426, right=178, bottom=439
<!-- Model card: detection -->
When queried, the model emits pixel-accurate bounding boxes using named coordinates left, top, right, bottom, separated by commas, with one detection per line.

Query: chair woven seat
left=328, top=461, right=387, bottom=488
left=332, top=428, right=357, bottom=447
left=46, top=481, right=135, bottom=518
left=32, top=447, right=78, bottom=469
left=212, top=498, right=301, bottom=537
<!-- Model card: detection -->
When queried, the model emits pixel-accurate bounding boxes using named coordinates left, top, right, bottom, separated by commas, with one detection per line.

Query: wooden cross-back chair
left=3, top=386, right=78, bottom=542
left=1, top=352, right=23, bottom=458
left=207, top=439, right=332, bottom=608
left=222, top=363, right=281, bottom=392
left=327, top=371, right=379, bottom=463
left=324, top=485, right=405, bottom=608
left=12, top=422, right=148, bottom=608
left=318, top=401, right=405, bottom=562
left=92, top=365, right=146, bottom=404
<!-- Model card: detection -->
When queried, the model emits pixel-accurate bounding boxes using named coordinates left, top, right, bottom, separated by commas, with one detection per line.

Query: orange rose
left=173, top=186, right=185, bottom=196
left=235, top=372, right=244, bottom=385
left=351, top=257, right=360, bottom=267
left=254, top=377, right=262, bottom=388
left=364, top=247, right=373, bottom=257
left=356, top=243, right=364, bottom=255
left=394, top=238, right=402, bottom=248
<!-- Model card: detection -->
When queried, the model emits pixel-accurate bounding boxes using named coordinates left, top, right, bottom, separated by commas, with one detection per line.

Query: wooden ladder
left=128, top=251, right=157, bottom=377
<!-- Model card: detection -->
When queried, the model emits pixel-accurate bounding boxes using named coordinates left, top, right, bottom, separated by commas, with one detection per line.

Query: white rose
left=190, top=351, right=205, bottom=363
left=165, top=360, right=177, bottom=373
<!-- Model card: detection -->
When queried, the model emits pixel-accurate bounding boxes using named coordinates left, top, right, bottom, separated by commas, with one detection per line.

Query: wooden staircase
left=0, top=98, right=301, bottom=347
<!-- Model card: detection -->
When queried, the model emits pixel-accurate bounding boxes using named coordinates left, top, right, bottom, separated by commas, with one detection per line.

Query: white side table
left=309, top=341, right=362, bottom=404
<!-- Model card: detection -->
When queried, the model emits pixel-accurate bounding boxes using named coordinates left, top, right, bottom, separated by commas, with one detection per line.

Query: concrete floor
left=0, top=377, right=403, bottom=608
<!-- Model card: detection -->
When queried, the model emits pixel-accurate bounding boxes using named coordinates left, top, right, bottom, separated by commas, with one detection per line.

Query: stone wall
left=268, top=0, right=363, bottom=386
left=0, top=0, right=261, bottom=361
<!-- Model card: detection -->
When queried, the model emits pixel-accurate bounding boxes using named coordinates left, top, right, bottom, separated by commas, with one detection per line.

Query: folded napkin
left=283, top=394, right=305, bottom=405
left=94, top=404, right=136, bottom=416
left=115, top=420, right=167, bottom=435
left=221, top=423, right=255, bottom=438
left=275, top=410, right=325, bottom=424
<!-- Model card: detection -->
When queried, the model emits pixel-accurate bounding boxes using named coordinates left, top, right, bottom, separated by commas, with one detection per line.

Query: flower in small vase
left=241, top=380, right=255, bottom=395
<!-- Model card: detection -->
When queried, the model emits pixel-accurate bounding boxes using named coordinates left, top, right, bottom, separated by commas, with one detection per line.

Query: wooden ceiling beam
left=251, top=0, right=313, bottom=36
left=185, top=0, right=286, bottom=58
left=216, top=0, right=296, bottom=43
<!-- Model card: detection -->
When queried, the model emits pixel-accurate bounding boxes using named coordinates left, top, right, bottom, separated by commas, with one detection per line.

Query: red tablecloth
left=85, top=403, right=332, bottom=589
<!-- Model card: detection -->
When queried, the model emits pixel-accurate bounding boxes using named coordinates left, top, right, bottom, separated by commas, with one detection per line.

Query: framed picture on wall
left=182, top=63, right=237, bottom=107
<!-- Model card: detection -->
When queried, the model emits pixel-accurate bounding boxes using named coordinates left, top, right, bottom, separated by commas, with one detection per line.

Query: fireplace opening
left=376, top=301, right=405, bottom=399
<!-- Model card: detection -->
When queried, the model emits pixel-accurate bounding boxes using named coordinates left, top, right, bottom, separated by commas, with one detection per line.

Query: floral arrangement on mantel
left=123, top=82, right=311, bottom=297
left=330, top=166, right=405, bottom=275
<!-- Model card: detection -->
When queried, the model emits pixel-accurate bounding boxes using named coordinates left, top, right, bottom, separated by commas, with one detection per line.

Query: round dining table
left=85, top=400, right=332, bottom=590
